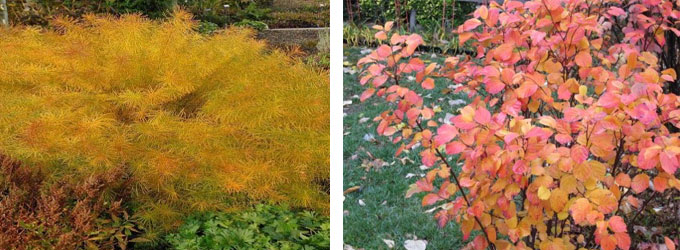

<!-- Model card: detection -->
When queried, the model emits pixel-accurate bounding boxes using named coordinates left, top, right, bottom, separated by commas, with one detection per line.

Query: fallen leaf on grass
left=399, top=157, right=414, bottom=165
left=343, top=186, right=361, bottom=195
left=360, top=158, right=388, bottom=172
left=404, top=240, right=427, bottom=250
left=363, top=133, right=376, bottom=142
left=383, top=239, right=395, bottom=248
left=358, top=117, right=370, bottom=123
left=344, top=244, right=364, bottom=250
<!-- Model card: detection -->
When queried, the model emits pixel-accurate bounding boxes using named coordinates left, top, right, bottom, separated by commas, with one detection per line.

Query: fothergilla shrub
left=166, top=204, right=330, bottom=249
left=358, top=0, right=680, bottom=249
left=0, top=11, right=329, bottom=239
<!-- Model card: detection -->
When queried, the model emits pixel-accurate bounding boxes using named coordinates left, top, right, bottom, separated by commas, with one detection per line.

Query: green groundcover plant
left=166, top=204, right=330, bottom=250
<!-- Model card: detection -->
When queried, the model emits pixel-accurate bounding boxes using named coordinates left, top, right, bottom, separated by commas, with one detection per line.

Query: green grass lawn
left=343, top=46, right=473, bottom=249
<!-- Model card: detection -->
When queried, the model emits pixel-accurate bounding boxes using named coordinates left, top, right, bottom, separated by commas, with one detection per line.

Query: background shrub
left=0, top=11, right=329, bottom=240
left=166, top=204, right=330, bottom=249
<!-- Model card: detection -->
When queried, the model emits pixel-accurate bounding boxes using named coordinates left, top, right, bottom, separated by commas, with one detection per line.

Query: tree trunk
left=346, top=0, right=354, bottom=22
left=451, top=0, right=456, bottom=27
left=442, top=0, right=446, bottom=32
left=409, top=9, right=416, bottom=32
left=395, top=0, right=400, bottom=29
left=1, top=0, right=8, bottom=27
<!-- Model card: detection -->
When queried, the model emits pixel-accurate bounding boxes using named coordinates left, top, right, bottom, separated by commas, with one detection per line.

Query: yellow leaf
left=538, top=186, right=551, bottom=200
left=550, top=188, right=568, bottom=212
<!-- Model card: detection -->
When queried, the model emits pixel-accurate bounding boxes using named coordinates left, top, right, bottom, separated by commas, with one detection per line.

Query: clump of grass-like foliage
left=0, top=10, right=329, bottom=239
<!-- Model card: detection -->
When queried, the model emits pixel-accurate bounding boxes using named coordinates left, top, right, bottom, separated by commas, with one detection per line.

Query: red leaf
left=607, top=7, right=626, bottom=16
left=420, top=149, right=437, bottom=167
left=474, top=107, right=491, bottom=125
left=375, top=31, right=387, bottom=40
left=608, top=216, right=627, bottom=233
left=422, top=193, right=441, bottom=207
left=485, top=79, right=505, bottom=94
left=601, top=234, right=617, bottom=250
left=555, top=134, right=572, bottom=144
left=421, top=78, right=435, bottom=90
left=631, top=174, right=650, bottom=193
left=360, top=88, right=375, bottom=102
left=615, top=232, right=631, bottom=250
left=446, top=141, right=466, bottom=154
left=496, top=43, right=514, bottom=61
left=435, top=124, right=458, bottom=145
left=416, top=178, right=434, bottom=192
left=512, top=160, right=527, bottom=175
left=597, top=92, right=620, bottom=108
left=571, top=145, right=589, bottom=164
left=666, top=236, right=676, bottom=250
left=516, top=81, right=538, bottom=98
left=376, top=44, right=392, bottom=58
left=461, top=19, right=482, bottom=31
left=660, top=150, right=679, bottom=174
left=575, top=51, right=592, bottom=68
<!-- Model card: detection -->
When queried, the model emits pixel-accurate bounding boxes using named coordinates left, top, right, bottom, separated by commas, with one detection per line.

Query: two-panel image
left=0, top=0, right=679, bottom=249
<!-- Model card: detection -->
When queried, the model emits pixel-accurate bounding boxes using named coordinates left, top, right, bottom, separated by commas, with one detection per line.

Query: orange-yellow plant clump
left=0, top=11, right=329, bottom=237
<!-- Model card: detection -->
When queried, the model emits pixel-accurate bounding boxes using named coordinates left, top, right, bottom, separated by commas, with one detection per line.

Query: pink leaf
left=461, top=19, right=482, bottom=32
left=571, top=145, right=589, bottom=163
left=421, top=78, right=435, bottom=90
left=474, top=107, right=491, bottom=125
left=597, top=92, right=620, bottom=108
left=660, top=150, right=679, bottom=174
left=360, top=88, right=375, bottom=102
left=376, top=44, right=392, bottom=58
left=435, top=124, right=458, bottom=145
left=446, top=141, right=466, bottom=154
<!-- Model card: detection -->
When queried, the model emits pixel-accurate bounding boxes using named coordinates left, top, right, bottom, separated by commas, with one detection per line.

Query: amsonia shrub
left=0, top=11, right=329, bottom=238
left=359, top=0, right=680, bottom=249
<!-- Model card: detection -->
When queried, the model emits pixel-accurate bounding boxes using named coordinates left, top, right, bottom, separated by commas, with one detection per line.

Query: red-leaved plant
left=358, top=0, right=680, bottom=249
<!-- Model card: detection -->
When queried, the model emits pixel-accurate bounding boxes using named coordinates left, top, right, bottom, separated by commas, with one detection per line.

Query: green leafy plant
left=234, top=18, right=269, bottom=30
left=166, top=204, right=330, bottom=249
left=237, top=2, right=270, bottom=21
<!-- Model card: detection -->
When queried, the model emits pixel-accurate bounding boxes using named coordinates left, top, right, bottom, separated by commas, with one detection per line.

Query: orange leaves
left=434, top=124, right=458, bottom=146
left=516, top=81, right=538, bottom=99
left=570, top=145, right=589, bottom=164
left=666, top=237, right=676, bottom=250
left=376, top=45, right=392, bottom=58
left=631, top=174, right=650, bottom=193
left=360, top=88, right=375, bottom=102
left=474, top=106, right=491, bottom=125
left=659, top=149, right=679, bottom=174
left=549, top=188, right=568, bottom=212
left=608, top=216, right=627, bottom=233
left=461, top=19, right=482, bottom=32
left=494, top=43, right=515, bottom=62
left=421, top=78, right=435, bottom=90
left=358, top=0, right=680, bottom=246
left=570, top=198, right=593, bottom=225
left=422, top=193, right=441, bottom=207
left=574, top=51, right=592, bottom=68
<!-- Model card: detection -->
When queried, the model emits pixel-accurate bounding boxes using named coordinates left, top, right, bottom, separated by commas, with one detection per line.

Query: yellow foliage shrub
left=0, top=11, right=329, bottom=236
